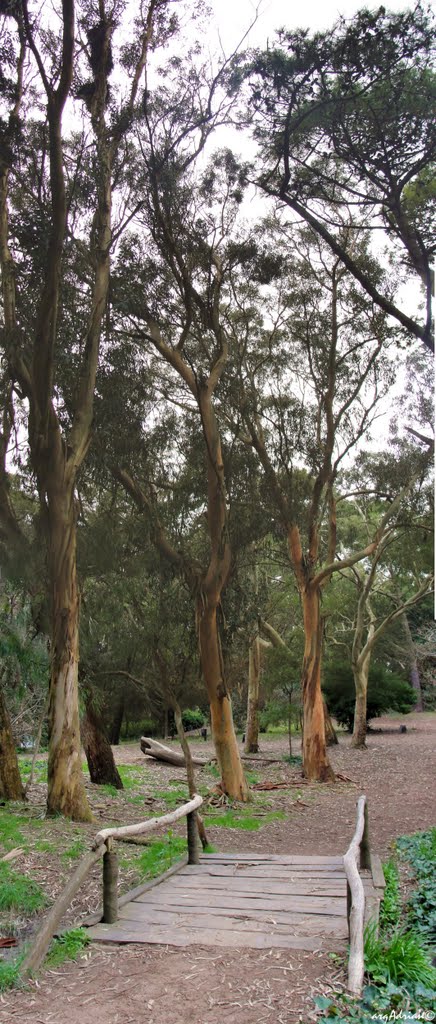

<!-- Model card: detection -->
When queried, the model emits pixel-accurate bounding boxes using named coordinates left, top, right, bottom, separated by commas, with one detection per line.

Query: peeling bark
left=300, top=582, right=335, bottom=781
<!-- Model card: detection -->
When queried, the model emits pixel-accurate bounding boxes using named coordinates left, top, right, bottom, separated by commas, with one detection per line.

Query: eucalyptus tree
left=105, top=142, right=254, bottom=798
left=231, top=4, right=435, bottom=350
left=338, top=445, right=434, bottom=746
left=227, top=220, right=397, bottom=780
left=0, top=0, right=179, bottom=818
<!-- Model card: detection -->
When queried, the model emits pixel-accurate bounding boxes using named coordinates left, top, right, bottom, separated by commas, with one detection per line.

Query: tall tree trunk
left=402, top=611, right=423, bottom=711
left=0, top=682, right=25, bottom=801
left=300, top=582, right=335, bottom=781
left=351, top=657, right=370, bottom=749
left=81, top=700, right=123, bottom=789
left=46, top=487, right=92, bottom=820
left=109, top=693, right=125, bottom=745
left=198, top=603, right=249, bottom=801
left=245, top=635, right=260, bottom=754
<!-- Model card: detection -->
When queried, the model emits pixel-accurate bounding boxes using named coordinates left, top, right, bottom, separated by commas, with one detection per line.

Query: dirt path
left=2, top=714, right=435, bottom=1024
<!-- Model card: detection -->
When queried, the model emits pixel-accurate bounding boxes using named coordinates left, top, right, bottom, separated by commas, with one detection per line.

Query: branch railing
left=344, top=794, right=371, bottom=996
left=21, top=793, right=204, bottom=976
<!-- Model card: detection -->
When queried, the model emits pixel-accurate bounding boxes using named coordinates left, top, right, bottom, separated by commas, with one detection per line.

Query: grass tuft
left=137, top=832, right=187, bottom=879
left=0, top=864, right=46, bottom=914
left=46, top=928, right=90, bottom=968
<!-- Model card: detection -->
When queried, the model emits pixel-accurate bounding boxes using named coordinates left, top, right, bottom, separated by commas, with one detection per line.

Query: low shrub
left=322, top=662, right=415, bottom=731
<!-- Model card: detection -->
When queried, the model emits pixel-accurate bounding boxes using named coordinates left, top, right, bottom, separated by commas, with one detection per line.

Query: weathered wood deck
left=86, top=851, right=383, bottom=951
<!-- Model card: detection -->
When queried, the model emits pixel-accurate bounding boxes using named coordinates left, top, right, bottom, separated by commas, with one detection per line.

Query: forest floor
left=1, top=711, right=435, bottom=1024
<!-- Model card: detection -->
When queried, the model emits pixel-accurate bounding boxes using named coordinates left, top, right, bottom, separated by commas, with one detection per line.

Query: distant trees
left=0, top=1, right=433, bottom=813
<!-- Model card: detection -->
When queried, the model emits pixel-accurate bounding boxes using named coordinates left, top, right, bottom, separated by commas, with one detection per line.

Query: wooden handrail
left=343, top=795, right=369, bottom=996
left=92, top=793, right=203, bottom=849
left=21, top=794, right=204, bottom=976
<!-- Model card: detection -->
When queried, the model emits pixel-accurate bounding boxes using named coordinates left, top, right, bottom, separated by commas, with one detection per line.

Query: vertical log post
left=103, top=839, right=119, bottom=923
left=187, top=810, right=199, bottom=865
left=346, top=878, right=352, bottom=938
left=359, top=801, right=371, bottom=870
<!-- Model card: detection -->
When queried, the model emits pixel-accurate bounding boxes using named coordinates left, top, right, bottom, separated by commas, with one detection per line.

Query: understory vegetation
left=316, top=828, right=436, bottom=1022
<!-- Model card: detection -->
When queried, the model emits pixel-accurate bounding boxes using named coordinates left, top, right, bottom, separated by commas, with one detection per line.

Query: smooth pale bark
left=82, top=701, right=123, bottom=789
left=46, top=484, right=92, bottom=820
left=351, top=657, right=370, bottom=749
left=198, top=604, right=249, bottom=801
left=0, top=683, right=25, bottom=801
left=402, top=611, right=424, bottom=711
left=300, top=582, right=335, bottom=781
left=245, top=635, right=261, bottom=754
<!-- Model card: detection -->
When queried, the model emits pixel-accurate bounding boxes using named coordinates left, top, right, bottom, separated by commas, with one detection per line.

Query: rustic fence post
left=103, top=839, right=119, bottom=923
left=187, top=810, right=199, bottom=864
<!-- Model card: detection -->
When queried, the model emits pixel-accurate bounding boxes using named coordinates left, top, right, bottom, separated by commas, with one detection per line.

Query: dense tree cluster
left=0, top=0, right=434, bottom=816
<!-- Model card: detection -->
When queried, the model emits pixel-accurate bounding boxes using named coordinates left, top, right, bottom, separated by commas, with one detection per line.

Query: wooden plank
left=137, top=890, right=347, bottom=916
left=200, top=853, right=343, bottom=865
left=164, top=876, right=346, bottom=896
left=87, top=919, right=347, bottom=951
left=180, top=864, right=345, bottom=879
left=118, top=903, right=348, bottom=936
left=370, top=854, right=386, bottom=890
left=83, top=857, right=189, bottom=927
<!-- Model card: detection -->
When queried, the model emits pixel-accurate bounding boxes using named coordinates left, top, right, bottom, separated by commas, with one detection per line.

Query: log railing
left=343, top=794, right=370, bottom=996
left=21, top=793, right=204, bottom=976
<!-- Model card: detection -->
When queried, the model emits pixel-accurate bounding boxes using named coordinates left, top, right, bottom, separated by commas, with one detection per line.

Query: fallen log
left=140, top=736, right=211, bottom=768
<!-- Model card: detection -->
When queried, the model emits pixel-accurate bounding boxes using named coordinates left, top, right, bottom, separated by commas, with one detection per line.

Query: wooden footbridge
left=21, top=794, right=385, bottom=996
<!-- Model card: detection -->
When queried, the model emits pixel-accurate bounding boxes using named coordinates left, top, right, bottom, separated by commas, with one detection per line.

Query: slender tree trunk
left=46, top=486, right=92, bottom=820
left=300, top=582, right=335, bottom=781
left=0, top=681, right=25, bottom=801
left=351, top=658, right=370, bottom=749
left=109, top=693, right=125, bottom=745
left=81, top=700, right=123, bottom=789
left=245, top=635, right=260, bottom=754
left=173, top=700, right=208, bottom=849
left=402, top=611, right=423, bottom=711
left=323, top=698, right=338, bottom=746
left=198, top=603, right=249, bottom=801
left=287, top=692, right=293, bottom=756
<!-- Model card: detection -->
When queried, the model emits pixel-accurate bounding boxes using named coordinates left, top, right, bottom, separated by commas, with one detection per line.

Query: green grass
left=364, top=923, right=436, bottom=988
left=282, top=754, right=303, bottom=767
left=0, top=958, right=24, bottom=993
left=0, top=863, right=46, bottom=914
left=34, top=839, right=57, bottom=854
left=18, top=757, right=47, bottom=784
left=136, top=833, right=187, bottom=879
left=204, top=809, right=286, bottom=831
left=117, top=765, right=149, bottom=790
left=46, top=928, right=90, bottom=967
left=61, top=838, right=85, bottom=862
left=154, top=787, right=189, bottom=809
left=0, top=812, right=28, bottom=852
left=245, top=771, right=260, bottom=786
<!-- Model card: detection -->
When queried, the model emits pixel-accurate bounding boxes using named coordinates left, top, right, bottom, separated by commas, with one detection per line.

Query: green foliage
left=136, top=833, right=187, bottom=879
left=380, top=860, right=401, bottom=934
left=282, top=754, right=302, bottom=767
left=0, top=864, right=46, bottom=914
left=397, top=828, right=436, bottom=943
left=45, top=928, right=90, bottom=967
left=0, top=812, right=27, bottom=852
left=154, top=787, right=189, bottom=809
left=181, top=708, right=205, bottom=731
left=323, top=662, right=415, bottom=730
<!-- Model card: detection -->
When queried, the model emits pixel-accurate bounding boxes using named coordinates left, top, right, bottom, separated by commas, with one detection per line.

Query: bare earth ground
left=1, top=712, right=435, bottom=1024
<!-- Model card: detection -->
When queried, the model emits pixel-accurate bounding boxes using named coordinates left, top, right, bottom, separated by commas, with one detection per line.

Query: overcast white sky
left=207, top=0, right=414, bottom=49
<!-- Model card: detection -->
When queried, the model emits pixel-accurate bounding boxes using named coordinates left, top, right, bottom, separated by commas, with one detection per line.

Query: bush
left=322, top=662, right=415, bottom=731
left=181, top=708, right=205, bottom=731
left=121, top=717, right=159, bottom=739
